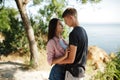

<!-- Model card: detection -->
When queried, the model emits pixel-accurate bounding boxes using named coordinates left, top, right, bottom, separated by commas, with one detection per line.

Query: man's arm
left=58, top=44, right=77, bottom=64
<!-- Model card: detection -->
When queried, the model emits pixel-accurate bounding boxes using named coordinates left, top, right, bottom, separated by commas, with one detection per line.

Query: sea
left=81, top=23, right=120, bottom=54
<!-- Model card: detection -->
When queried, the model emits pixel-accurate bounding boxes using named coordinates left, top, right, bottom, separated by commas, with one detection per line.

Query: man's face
left=64, top=16, right=72, bottom=27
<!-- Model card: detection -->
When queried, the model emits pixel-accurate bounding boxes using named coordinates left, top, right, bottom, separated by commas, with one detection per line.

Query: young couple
left=46, top=8, right=88, bottom=80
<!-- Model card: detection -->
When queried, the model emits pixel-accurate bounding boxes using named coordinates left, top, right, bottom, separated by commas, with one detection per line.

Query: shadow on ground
left=0, top=61, right=28, bottom=80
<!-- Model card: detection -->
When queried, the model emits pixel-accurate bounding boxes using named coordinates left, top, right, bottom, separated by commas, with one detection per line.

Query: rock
left=87, top=46, right=109, bottom=70
left=109, top=52, right=116, bottom=59
left=0, top=32, right=5, bottom=43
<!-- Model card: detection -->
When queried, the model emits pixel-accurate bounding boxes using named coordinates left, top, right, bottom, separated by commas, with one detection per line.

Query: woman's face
left=56, top=20, right=63, bottom=34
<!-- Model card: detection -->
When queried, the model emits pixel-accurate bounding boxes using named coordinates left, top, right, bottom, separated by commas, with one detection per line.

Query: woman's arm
left=51, top=49, right=69, bottom=65
left=58, top=44, right=77, bottom=64
left=47, top=39, right=69, bottom=66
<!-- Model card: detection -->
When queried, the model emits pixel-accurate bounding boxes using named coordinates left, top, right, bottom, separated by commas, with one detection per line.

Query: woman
left=46, top=18, right=68, bottom=80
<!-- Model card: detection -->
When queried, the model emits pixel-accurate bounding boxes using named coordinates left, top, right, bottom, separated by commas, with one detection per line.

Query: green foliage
left=90, top=0, right=101, bottom=3
left=0, top=0, right=2, bottom=3
left=0, top=8, right=10, bottom=31
left=0, top=8, right=28, bottom=54
left=93, top=52, right=120, bottom=80
left=0, top=0, right=4, bottom=9
left=30, top=16, right=47, bottom=49
left=81, top=0, right=87, bottom=4
left=77, top=0, right=101, bottom=4
left=0, top=0, right=68, bottom=54
left=33, top=0, right=43, bottom=5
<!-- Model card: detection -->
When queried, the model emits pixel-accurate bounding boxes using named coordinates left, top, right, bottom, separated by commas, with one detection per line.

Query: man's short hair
left=62, top=8, right=77, bottom=18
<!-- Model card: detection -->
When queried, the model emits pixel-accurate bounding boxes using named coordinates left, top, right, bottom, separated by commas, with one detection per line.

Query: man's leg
left=65, top=71, right=84, bottom=80
left=65, top=71, right=73, bottom=80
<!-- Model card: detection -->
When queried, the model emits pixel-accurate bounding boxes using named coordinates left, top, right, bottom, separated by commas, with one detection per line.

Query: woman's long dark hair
left=48, top=18, right=59, bottom=42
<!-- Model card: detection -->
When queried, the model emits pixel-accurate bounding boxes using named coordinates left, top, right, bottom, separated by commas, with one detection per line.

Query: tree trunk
left=15, top=0, right=39, bottom=68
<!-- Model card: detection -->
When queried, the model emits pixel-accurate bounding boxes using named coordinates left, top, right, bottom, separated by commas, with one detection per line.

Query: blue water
left=81, top=24, right=120, bottom=54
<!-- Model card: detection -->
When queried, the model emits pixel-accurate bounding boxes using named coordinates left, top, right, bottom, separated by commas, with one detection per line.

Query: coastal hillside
left=0, top=46, right=119, bottom=80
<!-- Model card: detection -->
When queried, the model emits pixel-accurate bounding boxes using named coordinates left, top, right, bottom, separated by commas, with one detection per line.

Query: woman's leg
left=49, top=65, right=65, bottom=80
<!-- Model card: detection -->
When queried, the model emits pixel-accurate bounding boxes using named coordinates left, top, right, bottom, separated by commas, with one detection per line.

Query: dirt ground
left=0, top=49, right=51, bottom=80
left=0, top=61, right=50, bottom=80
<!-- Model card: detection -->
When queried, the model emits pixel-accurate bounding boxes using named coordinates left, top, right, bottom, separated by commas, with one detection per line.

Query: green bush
left=0, top=8, right=28, bottom=54
left=93, top=52, right=120, bottom=80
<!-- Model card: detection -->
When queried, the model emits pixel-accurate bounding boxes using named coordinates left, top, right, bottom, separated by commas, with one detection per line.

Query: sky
left=5, top=0, right=120, bottom=24
left=67, top=0, right=120, bottom=24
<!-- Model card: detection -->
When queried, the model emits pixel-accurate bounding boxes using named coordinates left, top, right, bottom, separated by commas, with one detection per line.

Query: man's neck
left=73, top=21, right=79, bottom=27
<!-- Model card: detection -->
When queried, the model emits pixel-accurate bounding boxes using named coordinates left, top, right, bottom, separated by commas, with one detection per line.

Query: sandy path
left=0, top=61, right=50, bottom=80
left=0, top=61, right=98, bottom=80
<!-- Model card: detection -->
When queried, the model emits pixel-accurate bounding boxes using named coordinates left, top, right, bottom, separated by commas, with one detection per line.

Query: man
left=60, top=7, right=88, bottom=80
